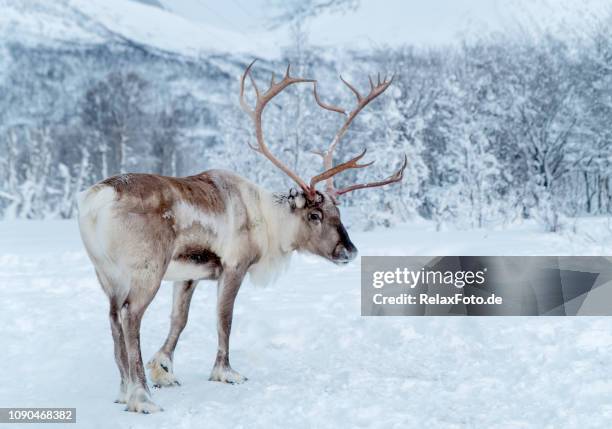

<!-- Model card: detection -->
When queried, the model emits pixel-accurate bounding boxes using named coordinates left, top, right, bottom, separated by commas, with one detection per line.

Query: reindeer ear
left=288, top=188, right=306, bottom=209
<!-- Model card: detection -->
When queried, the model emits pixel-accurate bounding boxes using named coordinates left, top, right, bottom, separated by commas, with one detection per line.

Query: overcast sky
left=159, top=0, right=610, bottom=49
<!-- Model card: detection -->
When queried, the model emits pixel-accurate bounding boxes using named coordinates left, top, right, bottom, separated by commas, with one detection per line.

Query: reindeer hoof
left=153, top=380, right=180, bottom=389
left=209, top=366, right=248, bottom=384
left=125, top=387, right=163, bottom=414
left=147, top=352, right=180, bottom=387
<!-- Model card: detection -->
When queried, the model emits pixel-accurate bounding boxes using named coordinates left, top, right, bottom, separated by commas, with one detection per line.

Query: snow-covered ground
left=1, top=219, right=612, bottom=428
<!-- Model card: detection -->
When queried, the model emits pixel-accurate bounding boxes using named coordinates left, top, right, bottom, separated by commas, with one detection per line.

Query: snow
left=0, top=0, right=280, bottom=58
left=70, top=0, right=280, bottom=57
left=0, top=0, right=104, bottom=46
left=161, top=0, right=611, bottom=49
left=6, top=0, right=605, bottom=64
left=1, top=218, right=612, bottom=428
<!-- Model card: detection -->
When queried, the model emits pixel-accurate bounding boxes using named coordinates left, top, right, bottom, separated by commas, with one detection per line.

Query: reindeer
left=77, top=61, right=406, bottom=413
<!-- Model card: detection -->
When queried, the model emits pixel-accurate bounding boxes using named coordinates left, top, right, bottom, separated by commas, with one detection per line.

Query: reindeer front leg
left=148, top=280, right=198, bottom=388
left=209, top=265, right=248, bottom=384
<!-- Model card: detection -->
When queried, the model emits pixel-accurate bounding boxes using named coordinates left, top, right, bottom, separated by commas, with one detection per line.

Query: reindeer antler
left=240, top=60, right=315, bottom=197
left=310, top=73, right=407, bottom=200
left=239, top=61, right=406, bottom=203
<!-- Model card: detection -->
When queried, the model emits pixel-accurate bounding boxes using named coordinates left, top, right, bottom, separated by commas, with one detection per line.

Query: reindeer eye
left=308, top=211, right=322, bottom=222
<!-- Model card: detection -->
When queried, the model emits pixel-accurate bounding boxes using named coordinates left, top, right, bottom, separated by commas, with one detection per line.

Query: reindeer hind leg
left=122, top=272, right=164, bottom=414
left=96, top=270, right=130, bottom=404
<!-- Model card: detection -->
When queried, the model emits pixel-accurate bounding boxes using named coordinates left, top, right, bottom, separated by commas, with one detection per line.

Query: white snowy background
left=2, top=219, right=612, bottom=428
left=1, top=0, right=612, bottom=427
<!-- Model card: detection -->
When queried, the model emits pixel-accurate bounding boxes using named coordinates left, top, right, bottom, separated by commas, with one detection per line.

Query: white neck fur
left=247, top=189, right=300, bottom=286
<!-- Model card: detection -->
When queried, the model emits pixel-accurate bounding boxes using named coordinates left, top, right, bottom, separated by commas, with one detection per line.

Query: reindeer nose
left=334, top=224, right=357, bottom=264
left=346, top=241, right=358, bottom=260
left=339, top=247, right=357, bottom=262
left=334, top=242, right=358, bottom=264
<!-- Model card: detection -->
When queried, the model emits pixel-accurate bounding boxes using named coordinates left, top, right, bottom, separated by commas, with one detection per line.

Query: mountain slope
left=0, top=0, right=278, bottom=58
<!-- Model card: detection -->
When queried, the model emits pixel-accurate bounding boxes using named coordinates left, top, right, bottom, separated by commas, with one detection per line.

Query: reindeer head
left=283, top=188, right=356, bottom=264
left=240, top=60, right=407, bottom=265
